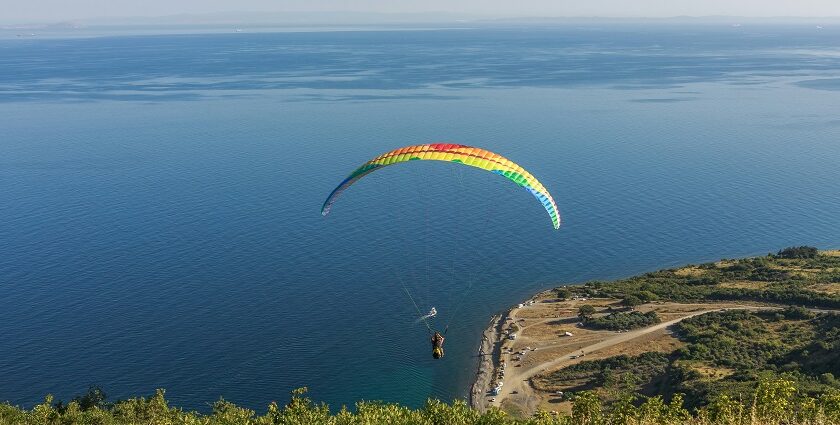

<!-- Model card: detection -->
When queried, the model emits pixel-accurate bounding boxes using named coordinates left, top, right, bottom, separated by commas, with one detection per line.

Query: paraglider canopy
left=321, top=143, right=561, bottom=229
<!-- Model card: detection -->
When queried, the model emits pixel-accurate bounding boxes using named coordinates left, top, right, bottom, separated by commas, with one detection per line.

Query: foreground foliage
left=2, top=380, right=840, bottom=425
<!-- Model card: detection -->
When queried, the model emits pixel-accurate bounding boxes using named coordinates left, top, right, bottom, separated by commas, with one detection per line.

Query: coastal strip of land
left=469, top=297, right=769, bottom=415
left=470, top=248, right=840, bottom=417
left=469, top=313, right=503, bottom=408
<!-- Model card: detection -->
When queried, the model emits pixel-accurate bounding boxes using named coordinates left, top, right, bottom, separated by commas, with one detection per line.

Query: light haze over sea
left=2, top=23, right=840, bottom=411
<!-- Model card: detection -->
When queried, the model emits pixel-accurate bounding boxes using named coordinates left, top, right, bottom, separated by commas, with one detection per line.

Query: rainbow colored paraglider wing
left=321, top=143, right=561, bottom=229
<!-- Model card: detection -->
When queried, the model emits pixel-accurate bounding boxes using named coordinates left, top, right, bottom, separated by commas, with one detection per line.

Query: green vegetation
left=577, top=305, right=596, bottom=321
left=533, top=352, right=672, bottom=400
left=583, top=311, right=661, bottom=331
left=537, top=247, right=840, bottom=418
left=672, top=309, right=840, bottom=409
left=557, top=288, right=572, bottom=300
left=572, top=247, right=840, bottom=309
left=3, top=381, right=840, bottom=424
left=621, top=295, right=644, bottom=310
left=533, top=308, right=840, bottom=417
left=777, top=246, right=820, bottom=259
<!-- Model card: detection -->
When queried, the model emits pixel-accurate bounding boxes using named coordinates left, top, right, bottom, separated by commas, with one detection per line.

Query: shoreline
left=469, top=293, right=544, bottom=411
left=468, top=293, right=546, bottom=412
left=469, top=312, right=505, bottom=410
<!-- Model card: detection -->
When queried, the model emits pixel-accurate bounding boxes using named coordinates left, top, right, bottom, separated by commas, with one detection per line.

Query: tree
left=776, top=246, right=818, bottom=259
left=73, top=386, right=107, bottom=411
left=572, top=391, right=603, bottom=425
left=621, top=296, right=643, bottom=310
left=579, top=305, right=596, bottom=321
left=557, top=288, right=572, bottom=300
left=637, top=291, right=659, bottom=302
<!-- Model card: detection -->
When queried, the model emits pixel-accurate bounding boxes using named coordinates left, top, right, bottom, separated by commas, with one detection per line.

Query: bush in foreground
left=2, top=379, right=840, bottom=424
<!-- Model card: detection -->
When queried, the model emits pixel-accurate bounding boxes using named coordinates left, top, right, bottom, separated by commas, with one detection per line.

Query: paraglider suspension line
left=443, top=273, right=473, bottom=335
left=395, top=271, right=433, bottom=333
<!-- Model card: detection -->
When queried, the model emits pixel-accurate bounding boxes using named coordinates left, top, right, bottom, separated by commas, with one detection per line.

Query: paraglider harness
left=397, top=274, right=462, bottom=360
left=431, top=330, right=446, bottom=359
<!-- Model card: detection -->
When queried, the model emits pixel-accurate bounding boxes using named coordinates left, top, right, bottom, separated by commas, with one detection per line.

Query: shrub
left=776, top=246, right=819, bottom=259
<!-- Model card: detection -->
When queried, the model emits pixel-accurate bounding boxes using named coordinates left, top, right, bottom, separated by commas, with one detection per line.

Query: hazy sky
left=6, top=0, right=840, bottom=24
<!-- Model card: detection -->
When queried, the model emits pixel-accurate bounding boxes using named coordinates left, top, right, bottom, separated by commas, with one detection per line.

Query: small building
left=508, top=333, right=517, bottom=340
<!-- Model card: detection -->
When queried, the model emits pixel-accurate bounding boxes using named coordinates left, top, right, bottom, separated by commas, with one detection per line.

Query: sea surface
left=2, top=24, right=840, bottom=411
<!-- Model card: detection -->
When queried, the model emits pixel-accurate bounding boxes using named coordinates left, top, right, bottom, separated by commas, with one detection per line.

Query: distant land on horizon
left=4, top=12, right=840, bottom=30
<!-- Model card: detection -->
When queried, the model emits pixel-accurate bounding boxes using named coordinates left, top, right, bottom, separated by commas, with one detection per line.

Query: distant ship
left=235, top=28, right=243, bottom=33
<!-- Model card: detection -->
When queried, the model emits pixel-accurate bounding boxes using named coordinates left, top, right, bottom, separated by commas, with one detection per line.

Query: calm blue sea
left=2, top=25, right=840, bottom=411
